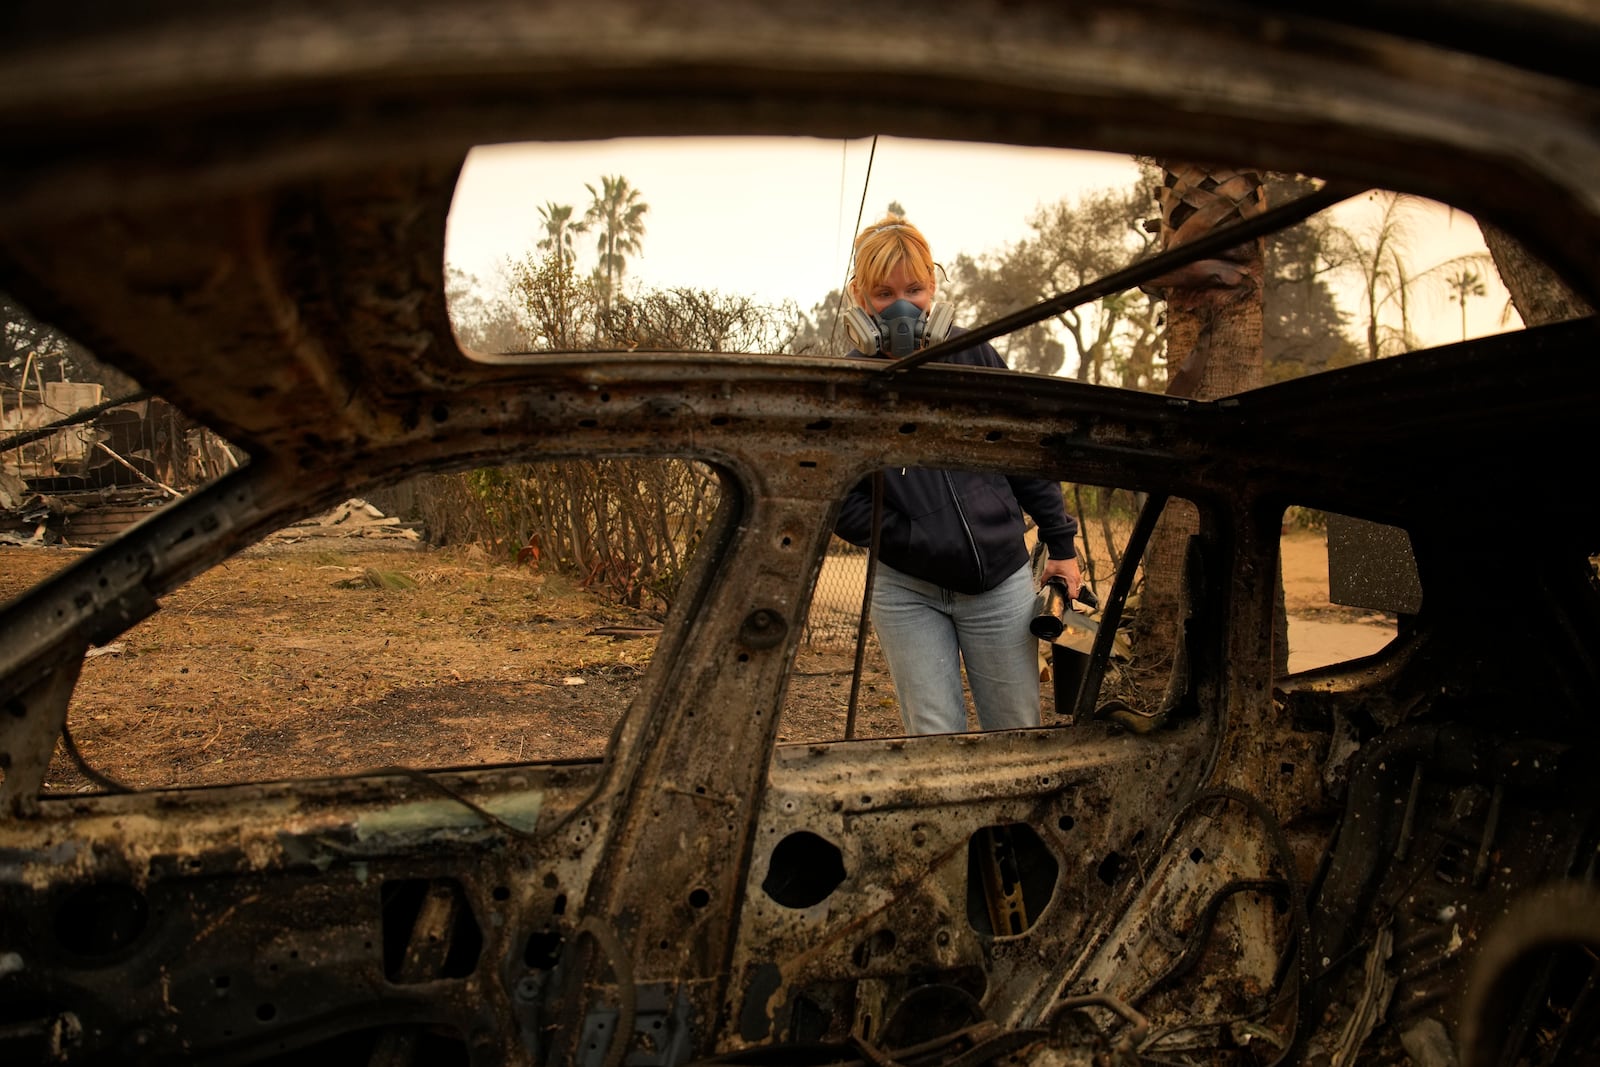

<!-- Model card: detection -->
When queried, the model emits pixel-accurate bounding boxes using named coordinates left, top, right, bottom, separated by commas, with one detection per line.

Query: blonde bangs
left=849, top=218, right=937, bottom=296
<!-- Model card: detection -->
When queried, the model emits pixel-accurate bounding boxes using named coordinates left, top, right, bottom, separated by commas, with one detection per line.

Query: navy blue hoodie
left=833, top=331, right=1078, bottom=594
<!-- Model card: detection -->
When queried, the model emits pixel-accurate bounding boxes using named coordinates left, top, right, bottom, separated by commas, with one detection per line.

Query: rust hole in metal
left=380, top=878, right=483, bottom=983
left=54, top=881, right=148, bottom=959
left=966, top=823, right=1058, bottom=938
left=1096, top=852, right=1128, bottom=886
left=524, top=929, right=562, bottom=970
left=851, top=928, right=897, bottom=967
left=762, top=830, right=846, bottom=909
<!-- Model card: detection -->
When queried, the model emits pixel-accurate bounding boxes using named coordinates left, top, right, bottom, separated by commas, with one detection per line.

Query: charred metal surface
left=0, top=762, right=602, bottom=1064
left=0, top=2, right=1598, bottom=1065
left=0, top=659, right=81, bottom=817
left=1, top=2, right=1598, bottom=293
left=732, top=723, right=1212, bottom=1046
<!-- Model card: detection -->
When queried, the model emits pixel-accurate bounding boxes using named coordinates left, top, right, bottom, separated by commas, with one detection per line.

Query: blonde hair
left=848, top=216, right=937, bottom=309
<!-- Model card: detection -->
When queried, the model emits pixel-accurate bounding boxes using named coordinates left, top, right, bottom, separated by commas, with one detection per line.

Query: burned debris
left=1, top=381, right=239, bottom=546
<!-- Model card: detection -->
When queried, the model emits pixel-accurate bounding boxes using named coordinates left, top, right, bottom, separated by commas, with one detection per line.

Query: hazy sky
left=445, top=136, right=1515, bottom=355
left=447, top=136, right=1145, bottom=308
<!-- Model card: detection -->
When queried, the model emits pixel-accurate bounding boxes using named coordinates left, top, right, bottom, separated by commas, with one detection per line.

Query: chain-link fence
left=802, top=536, right=873, bottom=651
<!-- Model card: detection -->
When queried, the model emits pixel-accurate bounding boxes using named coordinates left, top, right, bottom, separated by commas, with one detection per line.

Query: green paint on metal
left=355, top=792, right=545, bottom=841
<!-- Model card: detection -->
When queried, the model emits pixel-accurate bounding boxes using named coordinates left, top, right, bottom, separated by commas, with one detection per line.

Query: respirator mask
left=842, top=298, right=954, bottom=358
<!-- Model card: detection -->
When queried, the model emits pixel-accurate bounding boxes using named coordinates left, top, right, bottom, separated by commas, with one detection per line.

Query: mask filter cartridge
left=841, top=299, right=954, bottom=357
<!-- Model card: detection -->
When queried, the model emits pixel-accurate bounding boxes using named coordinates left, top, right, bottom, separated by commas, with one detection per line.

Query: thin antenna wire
left=829, top=135, right=879, bottom=349
left=833, top=138, right=848, bottom=289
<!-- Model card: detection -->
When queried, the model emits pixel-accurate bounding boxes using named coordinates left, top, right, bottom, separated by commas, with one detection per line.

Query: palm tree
left=1136, top=162, right=1270, bottom=693
left=583, top=175, right=649, bottom=308
left=1341, top=191, right=1425, bottom=360
left=536, top=202, right=581, bottom=270
left=1334, top=193, right=1503, bottom=353
left=1445, top=268, right=1487, bottom=341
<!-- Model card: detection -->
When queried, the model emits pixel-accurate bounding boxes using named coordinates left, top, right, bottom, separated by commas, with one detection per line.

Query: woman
left=834, top=216, right=1083, bottom=735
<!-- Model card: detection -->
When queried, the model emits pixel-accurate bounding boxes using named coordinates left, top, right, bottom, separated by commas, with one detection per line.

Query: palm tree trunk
left=1479, top=221, right=1594, bottom=325
left=1135, top=163, right=1267, bottom=701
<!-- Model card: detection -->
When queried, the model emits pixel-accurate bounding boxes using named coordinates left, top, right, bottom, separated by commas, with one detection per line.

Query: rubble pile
left=263, top=499, right=423, bottom=545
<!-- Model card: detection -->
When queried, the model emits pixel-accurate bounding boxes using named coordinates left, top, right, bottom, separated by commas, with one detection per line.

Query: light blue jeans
left=870, top=561, right=1041, bottom=735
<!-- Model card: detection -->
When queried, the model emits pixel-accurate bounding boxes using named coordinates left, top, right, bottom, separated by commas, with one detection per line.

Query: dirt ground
left=1, top=528, right=1389, bottom=795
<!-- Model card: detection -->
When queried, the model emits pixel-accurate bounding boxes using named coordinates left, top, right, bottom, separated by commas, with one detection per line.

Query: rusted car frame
left=1, top=2, right=1598, bottom=1064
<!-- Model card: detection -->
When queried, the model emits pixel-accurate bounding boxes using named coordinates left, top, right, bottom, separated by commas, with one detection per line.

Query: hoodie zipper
left=943, top=471, right=984, bottom=588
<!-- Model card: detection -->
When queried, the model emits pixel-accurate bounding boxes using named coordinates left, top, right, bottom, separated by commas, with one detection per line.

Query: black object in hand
left=1030, top=577, right=1096, bottom=640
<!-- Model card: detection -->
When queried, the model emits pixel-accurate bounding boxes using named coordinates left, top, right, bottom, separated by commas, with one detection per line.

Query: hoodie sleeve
left=834, top=476, right=876, bottom=547
left=1009, top=475, right=1079, bottom=559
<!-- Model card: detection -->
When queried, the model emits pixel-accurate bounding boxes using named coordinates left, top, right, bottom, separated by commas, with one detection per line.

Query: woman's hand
left=1041, top=556, right=1083, bottom=601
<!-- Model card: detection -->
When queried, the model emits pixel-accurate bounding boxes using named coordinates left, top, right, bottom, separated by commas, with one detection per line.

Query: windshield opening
left=445, top=137, right=1524, bottom=389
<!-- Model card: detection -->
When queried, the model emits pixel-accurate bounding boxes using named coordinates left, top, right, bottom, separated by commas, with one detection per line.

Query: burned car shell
left=1, top=2, right=1598, bottom=1065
